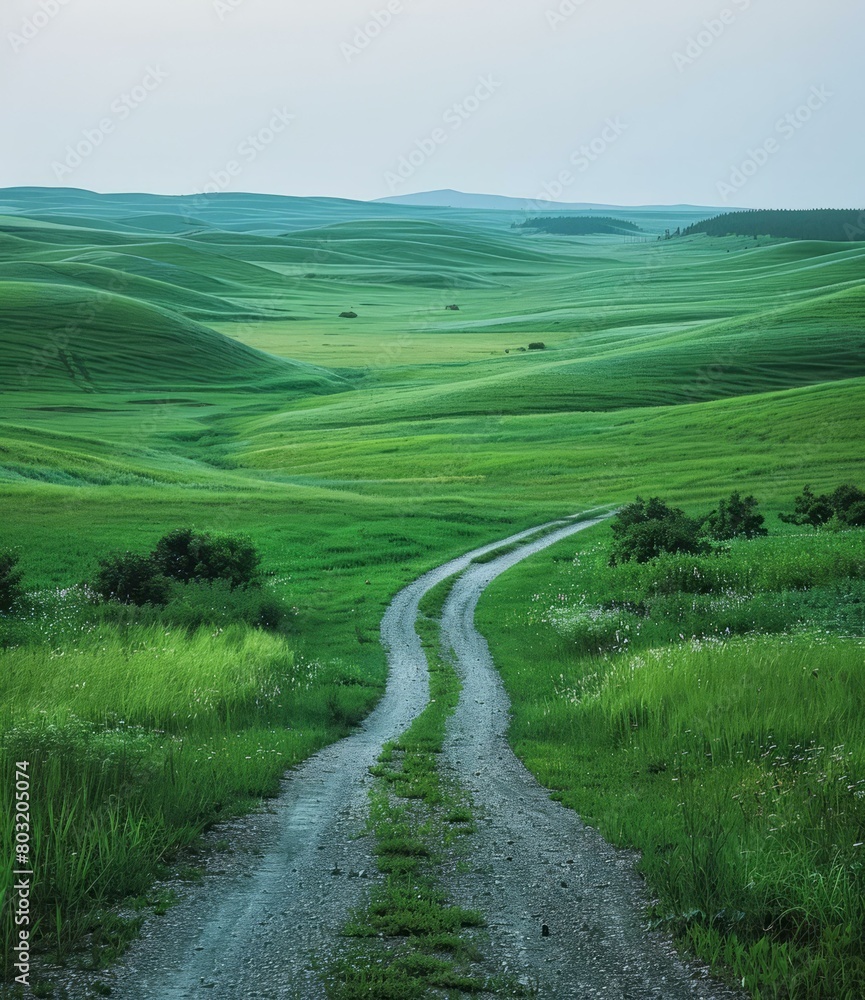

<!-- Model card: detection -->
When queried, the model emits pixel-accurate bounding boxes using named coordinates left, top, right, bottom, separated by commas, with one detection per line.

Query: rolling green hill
left=225, top=283, right=864, bottom=428
left=0, top=281, right=343, bottom=394
left=1, top=188, right=863, bottom=998
left=0, top=261, right=256, bottom=320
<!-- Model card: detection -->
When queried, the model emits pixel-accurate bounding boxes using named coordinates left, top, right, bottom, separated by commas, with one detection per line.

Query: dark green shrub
left=704, top=491, right=767, bottom=540
left=610, top=497, right=708, bottom=566
left=153, top=529, right=261, bottom=589
left=528, top=342, right=546, bottom=350
left=0, top=550, right=24, bottom=613
left=782, top=484, right=865, bottom=527
left=842, top=500, right=865, bottom=527
left=93, top=553, right=171, bottom=607
left=780, top=485, right=834, bottom=526
left=831, top=485, right=865, bottom=526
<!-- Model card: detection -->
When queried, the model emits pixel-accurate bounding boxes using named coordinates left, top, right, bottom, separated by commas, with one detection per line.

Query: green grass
left=0, top=281, right=343, bottom=394
left=0, top=260, right=258, bottom=321
left=228, top=284, right=865, bottom=419
left=1, top=619, right=315, bottom=731
left=324, top=578, right=498, bottom=998
left=477, top=523, right=865, bottom=999
left=0, top=188, right=863, bottom=987
left=231, top=378, right=865, bottom=511
left=0, top=615, right=378, bottom=968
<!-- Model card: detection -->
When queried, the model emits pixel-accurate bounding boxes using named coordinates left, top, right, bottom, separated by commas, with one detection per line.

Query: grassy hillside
left=0, top=188, right=862, bottom=994
left=0, top=281, right=343, bottom=394
left=0, top=261, right=255, bottom=320
left=477, top=523, right=865, bottom=999
left=225, top=286, right=865, bottom=423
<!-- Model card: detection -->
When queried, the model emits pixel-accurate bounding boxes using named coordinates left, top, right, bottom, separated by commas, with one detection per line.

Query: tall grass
left=524, top=529, right=865, bottom=660
left=479, top=525, right=865, bottom=998
left=0, top=621, right=380, bottom=971
left=1, top=622, right=298, bottom=731
left=527, top=637, right=865, bottom=999
left=580, top=530, right=865, bottom=600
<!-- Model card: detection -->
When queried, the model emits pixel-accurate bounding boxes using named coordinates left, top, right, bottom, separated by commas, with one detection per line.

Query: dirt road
left=96, top=515, right=738, bottom=998
left=102, top=520, right=584, bottom=999
left=439, top=523, right=742, bottom=999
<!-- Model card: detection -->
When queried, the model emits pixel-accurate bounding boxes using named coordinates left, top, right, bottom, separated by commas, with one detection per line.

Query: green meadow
left=0, top=188, right=863, bottom=994
left=477, top=524, right=865, bottom=999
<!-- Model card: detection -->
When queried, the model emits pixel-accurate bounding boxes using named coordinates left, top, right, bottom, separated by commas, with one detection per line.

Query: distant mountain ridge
left=375, top=188, right=731, bottom=214
left=0, top=186, right=728, bottom=237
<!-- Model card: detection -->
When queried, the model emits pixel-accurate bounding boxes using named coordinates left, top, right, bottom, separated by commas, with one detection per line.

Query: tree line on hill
left=513, top=216, right=642, bottom=236
left=682, top=209, right=865, bottom=243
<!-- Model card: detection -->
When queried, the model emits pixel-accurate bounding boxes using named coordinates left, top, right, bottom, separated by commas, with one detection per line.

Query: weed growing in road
left=324, top=579, right=531, bottom=998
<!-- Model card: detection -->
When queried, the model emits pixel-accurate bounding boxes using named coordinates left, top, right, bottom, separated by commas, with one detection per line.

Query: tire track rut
left=102, top=520, right=578, bottom=999
left=439, top=519, right=742, bottom=999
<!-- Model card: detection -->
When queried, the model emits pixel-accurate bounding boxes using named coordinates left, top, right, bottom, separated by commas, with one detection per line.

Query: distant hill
left=0, top=187, right=409, bottom=236
left=375, top=189, right=730, bottom=233
left=0, top=281, right=344, bottom=395
left=515, top=216, right=642, bottom=236
left=376, top=189, right=728, bottom=214
left=0, top=187, right=726, bottom=238
left=684, top=209, right=865, bottom=242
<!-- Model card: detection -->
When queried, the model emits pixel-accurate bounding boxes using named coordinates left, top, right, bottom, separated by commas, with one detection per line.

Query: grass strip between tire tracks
left=323, top=576, right=531, bottom=999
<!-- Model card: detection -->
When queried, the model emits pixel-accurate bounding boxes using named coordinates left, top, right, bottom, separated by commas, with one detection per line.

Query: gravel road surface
left=439, top=521, right=742, bottom=999
left=97, top=520, right=584, bottom=999
left=64, top=515, right=740, bottom=999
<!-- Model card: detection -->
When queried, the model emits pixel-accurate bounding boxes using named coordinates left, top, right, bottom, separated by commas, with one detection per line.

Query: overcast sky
left=1, top=0, right=861, bottom=207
